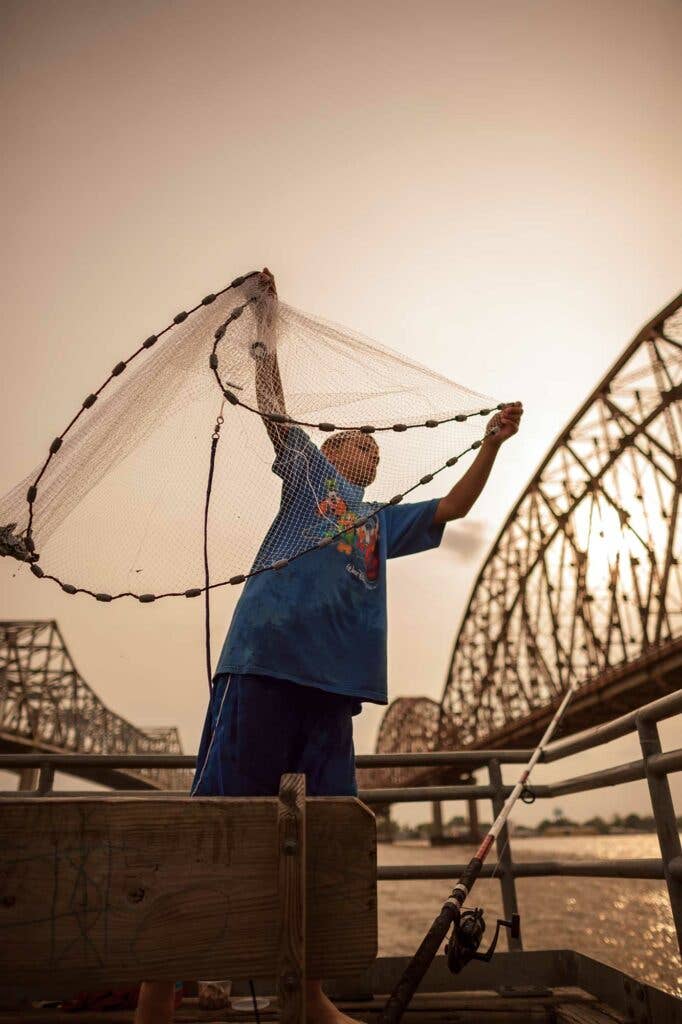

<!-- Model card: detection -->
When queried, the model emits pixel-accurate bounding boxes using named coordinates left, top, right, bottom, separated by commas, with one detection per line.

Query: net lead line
left=25, top=420, right=502, bottom=602
left=17, top=269, right=507, bottom=602
left=22, top=272, right=260, bottom=546
left=209, top=295, right=507, bottom=434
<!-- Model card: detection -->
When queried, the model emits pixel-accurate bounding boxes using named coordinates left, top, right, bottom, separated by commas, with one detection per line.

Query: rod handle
left=377, top=902, right=457, bottom=1024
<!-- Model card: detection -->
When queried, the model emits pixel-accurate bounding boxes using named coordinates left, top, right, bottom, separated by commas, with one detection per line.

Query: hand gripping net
left=0, top=270, right=505, bottom=602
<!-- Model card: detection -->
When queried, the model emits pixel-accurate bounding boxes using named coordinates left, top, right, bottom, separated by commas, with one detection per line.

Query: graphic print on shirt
left=315, top=478, right=379, bottom=588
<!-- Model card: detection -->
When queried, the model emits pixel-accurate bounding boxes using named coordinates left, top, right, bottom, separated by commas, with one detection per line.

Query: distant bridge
left=2, top=293, right=680, bottom=800
left=363, top=292, right=682, bottom=791
left=0, top=620, right=192, bottom=790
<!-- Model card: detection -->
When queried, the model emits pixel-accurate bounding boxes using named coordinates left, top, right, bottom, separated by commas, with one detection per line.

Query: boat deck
left=1, top=688, right=680, bottom=1024
left=0, top=987, right=632, bottom=1024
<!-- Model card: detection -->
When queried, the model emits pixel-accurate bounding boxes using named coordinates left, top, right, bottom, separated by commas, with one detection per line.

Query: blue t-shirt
left=215, top=427, right=444, bottom=709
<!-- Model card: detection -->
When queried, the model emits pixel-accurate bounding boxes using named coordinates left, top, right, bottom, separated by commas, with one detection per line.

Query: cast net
left=0, top=269, right=504, bottom=601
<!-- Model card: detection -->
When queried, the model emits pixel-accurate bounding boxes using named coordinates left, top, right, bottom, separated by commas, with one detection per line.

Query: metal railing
left=1, top=687, right=680, bottom=959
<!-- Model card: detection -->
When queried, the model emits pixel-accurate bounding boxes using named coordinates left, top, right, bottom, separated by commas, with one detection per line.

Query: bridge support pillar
left=467, top=796, right=481, bottom=842
left=375, top=804, right=395, bottom=843
left=430, top=798, right=440, bottom=839
left=17, top=768, right=39, bottom=791
left=430, top=800, right=445, bottom=845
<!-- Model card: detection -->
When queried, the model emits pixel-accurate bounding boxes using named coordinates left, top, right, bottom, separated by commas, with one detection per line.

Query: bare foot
left=306, top=986, right=365, bottom=1024
left=198, top=980, right=231, bottom=1010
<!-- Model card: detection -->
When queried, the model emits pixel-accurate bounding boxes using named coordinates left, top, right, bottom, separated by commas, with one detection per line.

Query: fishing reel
left=444, top=907, right=521, bottom=974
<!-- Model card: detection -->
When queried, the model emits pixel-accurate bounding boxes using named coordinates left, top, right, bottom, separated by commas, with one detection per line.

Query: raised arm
left=254, top=346, right=290, bottom=451
left=252, top=268, right=290, bottom=452
left=433, top=402, right=523, bottom=524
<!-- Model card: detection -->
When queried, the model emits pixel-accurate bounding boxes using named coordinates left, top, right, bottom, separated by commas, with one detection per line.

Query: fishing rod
left=377, top=678, right=581, bottom=1024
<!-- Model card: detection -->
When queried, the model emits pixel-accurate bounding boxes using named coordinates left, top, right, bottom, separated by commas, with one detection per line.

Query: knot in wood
left=282, top=971, right=299, bottom=991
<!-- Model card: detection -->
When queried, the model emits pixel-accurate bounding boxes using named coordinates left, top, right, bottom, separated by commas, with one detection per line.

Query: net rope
left=0, top=270, right=507, bottom=603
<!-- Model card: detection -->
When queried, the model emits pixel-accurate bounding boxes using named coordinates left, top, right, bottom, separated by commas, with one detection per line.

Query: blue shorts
left=191, top=672, right=358, bottom=798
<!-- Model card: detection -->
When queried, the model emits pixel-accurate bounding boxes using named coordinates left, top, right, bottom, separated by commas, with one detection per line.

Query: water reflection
left=378, top=834, right=681, bottom=996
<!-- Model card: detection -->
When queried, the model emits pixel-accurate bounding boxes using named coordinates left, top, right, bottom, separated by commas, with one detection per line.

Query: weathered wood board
left=0, top=795, right=376, bottom=996
left=277, top=774, right=306, bottom=1024
left=0, top=987, right=612, bottom=1024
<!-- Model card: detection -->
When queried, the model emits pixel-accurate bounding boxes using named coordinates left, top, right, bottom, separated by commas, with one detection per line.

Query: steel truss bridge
left=0, top=620, right=192, bottom=790
left=363, top=292, right=682, bottom=791
left=0, top=293, right=680, bottom=798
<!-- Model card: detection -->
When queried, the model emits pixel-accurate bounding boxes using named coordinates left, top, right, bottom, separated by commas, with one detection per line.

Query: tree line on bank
left=389, top=810, right=682, bottom=840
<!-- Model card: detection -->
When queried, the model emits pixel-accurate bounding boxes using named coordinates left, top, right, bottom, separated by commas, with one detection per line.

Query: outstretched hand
left=486, top=401, right=523, bottom=445
left=260, top=266, right=277, bottom=296
left=434, top=400, right=525, bottom=525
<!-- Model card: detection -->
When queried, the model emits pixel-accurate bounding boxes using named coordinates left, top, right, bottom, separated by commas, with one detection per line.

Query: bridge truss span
left=0, top=620, right=192, bottom=790
left=438, top=293, right=681, bottom=750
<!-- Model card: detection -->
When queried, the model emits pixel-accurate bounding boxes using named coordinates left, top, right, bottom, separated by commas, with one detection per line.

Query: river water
left=377, top=835, right=681, bottom=996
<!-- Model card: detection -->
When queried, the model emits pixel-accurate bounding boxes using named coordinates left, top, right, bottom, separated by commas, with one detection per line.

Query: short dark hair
left=321, top=430, right=358, bottom=455
left=320, top=430, right=379, bottom=457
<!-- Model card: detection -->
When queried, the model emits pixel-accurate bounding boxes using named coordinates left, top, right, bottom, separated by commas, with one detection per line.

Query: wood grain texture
left=556, top=1004, right=629, bottom=1024
left=0, top=987, right=606, bottom=1023
left=0, top=794, right=376, bottom=998
left=307, top=796, right=377, bottom=979
left=276, top=774, right=305, bottom=1024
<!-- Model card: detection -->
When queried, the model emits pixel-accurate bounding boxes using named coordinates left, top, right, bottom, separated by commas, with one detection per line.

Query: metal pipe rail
left=378, top=859, right=667, bottom=881
left=1, top=684, right=680, bottom=959
left=0, top=748, right=534, bottom=771
left=541, top=688, right=682, bottom=761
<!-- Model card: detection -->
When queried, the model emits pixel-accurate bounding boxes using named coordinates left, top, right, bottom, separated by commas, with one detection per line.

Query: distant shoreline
left=381, top=828, right=662, bottom=845
left=383, top=813, right=682, bottom=843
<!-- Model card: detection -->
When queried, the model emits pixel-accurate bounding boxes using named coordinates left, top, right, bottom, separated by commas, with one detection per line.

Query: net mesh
left=0, top=270, right=504, bottom=600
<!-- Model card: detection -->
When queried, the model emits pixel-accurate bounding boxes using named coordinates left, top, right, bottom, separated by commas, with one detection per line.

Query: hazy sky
left=1, top=0, right=680, bottom=826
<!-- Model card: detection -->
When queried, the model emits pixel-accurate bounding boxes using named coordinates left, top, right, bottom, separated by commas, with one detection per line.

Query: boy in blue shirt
left=134, top=270, right=523, bottom=1024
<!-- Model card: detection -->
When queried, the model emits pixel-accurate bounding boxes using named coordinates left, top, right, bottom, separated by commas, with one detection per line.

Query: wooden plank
left=0, top=794, right=376, bottom=998
left=0, top=998, right=579, bottom=1024
left=277, top=774, right=305, bottom=1024
left=307, top=797, right=377, bottom=980
left=556, top=1004, right=629, bottom=1024
left=338, top=986, right=595, bottom=1010
left=0, top=1013, right=546, bottom=1024
left=0, top=987, right=613, bottom=1023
